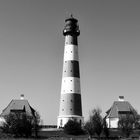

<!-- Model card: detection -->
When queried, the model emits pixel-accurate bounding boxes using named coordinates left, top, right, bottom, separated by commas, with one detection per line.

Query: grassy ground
left=0, top=129, right=140, bottom=140
left=37, top=128, right=140, bottom=139
left=0, top=138, right=139, bottom=140
left=38, top=129, right=89, bottom=139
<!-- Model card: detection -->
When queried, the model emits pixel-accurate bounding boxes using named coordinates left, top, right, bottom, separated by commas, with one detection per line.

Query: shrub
left=118, top=114, right=136, bottom=138
left=1, top=112, right=40, bottom=138
left=64, top=120, right=84, bottom=135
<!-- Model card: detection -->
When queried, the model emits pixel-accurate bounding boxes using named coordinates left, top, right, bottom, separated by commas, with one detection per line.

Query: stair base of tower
left=57, top=115, right=84, bottom=128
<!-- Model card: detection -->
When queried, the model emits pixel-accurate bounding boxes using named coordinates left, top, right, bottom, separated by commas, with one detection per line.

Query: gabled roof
left=106, top=101, right=136, bottom=118
left=1, top=99, right=35, bottom=117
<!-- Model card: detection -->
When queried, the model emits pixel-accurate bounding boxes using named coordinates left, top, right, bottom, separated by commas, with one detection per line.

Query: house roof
left=1, top=99, right=35, bottom=117
left=106, top=101, right=137, bottom=118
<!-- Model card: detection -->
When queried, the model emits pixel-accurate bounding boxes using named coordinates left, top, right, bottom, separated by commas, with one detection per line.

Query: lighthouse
left=57, top=15, right=83, bottom=128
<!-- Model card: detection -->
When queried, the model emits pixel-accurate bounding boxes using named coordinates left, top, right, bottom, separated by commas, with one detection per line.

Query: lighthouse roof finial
left=65, top=14, right=78, bottom=22
left=70, top=14, right=73, bottom=18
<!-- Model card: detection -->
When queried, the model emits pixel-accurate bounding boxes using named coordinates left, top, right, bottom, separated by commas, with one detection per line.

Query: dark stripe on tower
left=65, top=35, right=78, bottom=45
left=60, top=93, right=82, bottom=116
left=63, top=60, right=80, bottom=78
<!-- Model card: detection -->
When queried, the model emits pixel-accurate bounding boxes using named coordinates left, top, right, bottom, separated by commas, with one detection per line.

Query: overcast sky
left=0, top=0, right=140, bottom=125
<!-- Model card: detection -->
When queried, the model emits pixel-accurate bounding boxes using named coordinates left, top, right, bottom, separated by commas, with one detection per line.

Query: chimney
left=118, top=96, right=124, bottom=102
left=20, top=94, right=24, bottom=100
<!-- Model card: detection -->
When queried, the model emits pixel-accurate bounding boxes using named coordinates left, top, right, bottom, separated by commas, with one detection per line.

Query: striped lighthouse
left=57, top=15, right=83, bottom=128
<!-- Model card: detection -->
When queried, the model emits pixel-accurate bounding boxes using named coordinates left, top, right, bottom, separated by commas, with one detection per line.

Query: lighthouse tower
left=57, top=15, right=83, bottom=128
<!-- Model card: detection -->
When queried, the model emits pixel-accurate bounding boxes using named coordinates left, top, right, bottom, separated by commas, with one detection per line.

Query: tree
left=84, top=108, right=103, bottom=139
left=2, top=111, right=40, bottom=138
left=118, top=114, right=136, bottom=138
left=84, top=121, right=94, bottom=138
left=64, top=120, right=84, bottom=135
left=33, top=111, right=41, bottom=137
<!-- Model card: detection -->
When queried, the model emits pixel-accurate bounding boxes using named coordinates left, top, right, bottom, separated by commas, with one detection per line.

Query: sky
left=0, top=0, right=140, bottom=125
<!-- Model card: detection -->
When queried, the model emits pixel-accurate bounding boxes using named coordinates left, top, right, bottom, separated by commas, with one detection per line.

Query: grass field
left=1, top=129, right=140, bottom=140
left=37, top=129, right=89, bottom=140
left=0, top=136, right=139, bottom=140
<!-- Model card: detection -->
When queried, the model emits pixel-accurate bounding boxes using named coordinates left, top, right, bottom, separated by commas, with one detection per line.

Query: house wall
left=106, top=117, right=119, bottom=128
left=0, top=117, right=6, bottom=126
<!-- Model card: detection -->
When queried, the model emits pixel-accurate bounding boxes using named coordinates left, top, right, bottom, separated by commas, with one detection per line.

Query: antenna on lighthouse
left=70, top=14, right=73, bottom=18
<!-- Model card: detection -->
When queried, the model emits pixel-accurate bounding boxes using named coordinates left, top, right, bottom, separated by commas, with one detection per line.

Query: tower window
left=62, top=109, right=64, bottom=111
left=70, top=80, right=72, bottom=82
left=70, top=108, right=72, bottom=111
left=71, top=100, right=73, bottom=102
left=70, top=90, right=72, bottom=92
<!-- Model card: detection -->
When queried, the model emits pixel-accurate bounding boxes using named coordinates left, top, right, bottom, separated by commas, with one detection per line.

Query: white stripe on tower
left=61, top=77, right=81, bottom=94
left=64, top=44, right=79, bottom=61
